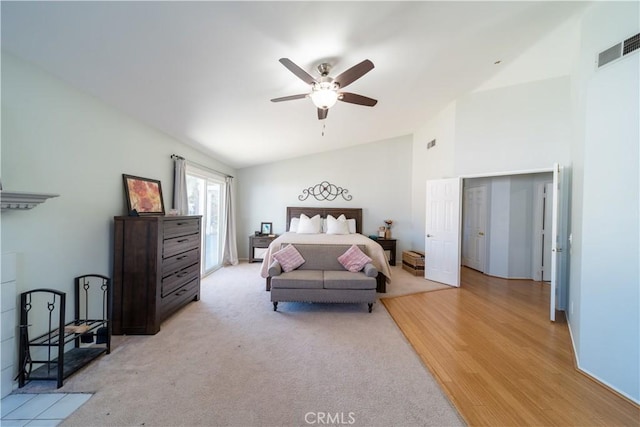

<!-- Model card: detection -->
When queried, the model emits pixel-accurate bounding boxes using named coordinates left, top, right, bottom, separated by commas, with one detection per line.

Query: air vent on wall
left=597, top=32, right=640, bottom=68
left=623, top=33, right=639, bottom=55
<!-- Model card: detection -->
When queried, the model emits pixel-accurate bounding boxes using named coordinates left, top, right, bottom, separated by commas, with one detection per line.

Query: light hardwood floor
left=382, top=267, right=640, bottom=426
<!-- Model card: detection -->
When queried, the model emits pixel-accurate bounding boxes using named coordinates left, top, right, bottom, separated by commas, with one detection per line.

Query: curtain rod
left=171, top=154, right=234, bottom=179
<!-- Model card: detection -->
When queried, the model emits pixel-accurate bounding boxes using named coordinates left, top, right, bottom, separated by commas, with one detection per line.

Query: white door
left=542, top=182, right=554, bottom=281
left=549, top=164, right=562, bottom=321
left=425, top=178, right=462, bottom=287
left=462, top=186, right=487, bottom=272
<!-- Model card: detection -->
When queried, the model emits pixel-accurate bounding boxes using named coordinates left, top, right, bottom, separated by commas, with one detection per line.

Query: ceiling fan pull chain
left=322, top=122, right=326, bottom=137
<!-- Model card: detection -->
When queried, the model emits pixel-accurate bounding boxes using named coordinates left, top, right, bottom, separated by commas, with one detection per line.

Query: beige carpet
left=48, top=262, right=463, bottom=426
left=382, top=264, right=451, bottom=298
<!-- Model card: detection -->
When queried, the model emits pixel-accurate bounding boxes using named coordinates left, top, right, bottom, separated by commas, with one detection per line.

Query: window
left=186, top=166, right=226, bottom=275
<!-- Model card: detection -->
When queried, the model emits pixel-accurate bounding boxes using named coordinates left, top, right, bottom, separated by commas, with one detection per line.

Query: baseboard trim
left=567, top=320, right=640, bottom=406
left=481, top=272, right=538, bottom=281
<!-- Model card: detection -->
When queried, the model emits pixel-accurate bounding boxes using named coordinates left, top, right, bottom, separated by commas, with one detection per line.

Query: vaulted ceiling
left=1, top=1, right=587, bottom=168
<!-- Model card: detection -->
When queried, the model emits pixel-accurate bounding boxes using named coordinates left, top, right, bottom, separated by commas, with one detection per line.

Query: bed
left=260, top=207, right=392, bottom=292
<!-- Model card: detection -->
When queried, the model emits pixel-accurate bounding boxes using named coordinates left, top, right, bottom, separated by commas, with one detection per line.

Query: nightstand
left=249, top=235, right=277, bottom=263
left=375, top=238, right=397, bottom=266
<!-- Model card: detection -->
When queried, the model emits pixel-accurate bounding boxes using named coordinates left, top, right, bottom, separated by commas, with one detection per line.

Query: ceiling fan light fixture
left=310, top=81, right=339, bottom=109
left=310, top=89, right=338, bottom=109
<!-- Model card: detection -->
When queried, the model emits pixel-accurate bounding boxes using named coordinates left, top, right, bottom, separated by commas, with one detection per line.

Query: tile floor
left=1, top=392, right=91, bottom=426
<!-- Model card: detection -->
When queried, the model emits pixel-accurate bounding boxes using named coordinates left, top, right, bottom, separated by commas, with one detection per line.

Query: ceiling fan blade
left=271, top=94, right=308, bottom=102
left=279, top=58, right=317, bottom=85
left=317, top=108, right=328, bottom=120
left=333, top=59, right=374, bottom=89
left=339, top=92, right=378, bottom=107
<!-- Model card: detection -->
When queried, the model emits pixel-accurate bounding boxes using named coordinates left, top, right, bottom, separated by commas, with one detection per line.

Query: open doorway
left=461, top=172, right=553, bottom=281
left=425, top=165, right=569, bottom=321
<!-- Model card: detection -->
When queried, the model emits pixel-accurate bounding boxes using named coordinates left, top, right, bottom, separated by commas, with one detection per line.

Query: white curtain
left=173, top=158, right=188, bottom=215
left=222, top=176, right=239, bottom=265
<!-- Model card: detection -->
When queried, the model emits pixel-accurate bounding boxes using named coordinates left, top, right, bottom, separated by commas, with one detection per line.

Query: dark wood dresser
left=112, top=215, right=202, bottom=335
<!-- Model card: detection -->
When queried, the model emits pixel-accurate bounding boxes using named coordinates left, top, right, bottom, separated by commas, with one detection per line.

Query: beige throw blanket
left=259, top=232, right=392, bottom=281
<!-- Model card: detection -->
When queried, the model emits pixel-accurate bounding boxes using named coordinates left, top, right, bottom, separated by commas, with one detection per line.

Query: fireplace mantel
left=1, top=191, right=59, bottom=210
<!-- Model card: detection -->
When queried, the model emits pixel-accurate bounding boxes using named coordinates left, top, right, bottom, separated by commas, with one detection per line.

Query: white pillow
left=326, top=214, right=350, bottom=235
left=333, top=214, right=357, bottom=233
left=289, top=217, right=300, bottom=232
left=297, top=214, right=322, bottom=234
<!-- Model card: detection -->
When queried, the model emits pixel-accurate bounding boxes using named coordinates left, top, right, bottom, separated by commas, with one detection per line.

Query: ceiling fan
left=271, top=58, right=378, bottom=120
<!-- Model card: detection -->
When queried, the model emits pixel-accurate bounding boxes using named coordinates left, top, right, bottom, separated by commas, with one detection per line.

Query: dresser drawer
left=162, top=263, right=200, bottom=297
left=161, top=277, right=199, bottom=320
left=163, top=233, right=200, bottom=258
left=252, top=237, right=273, bottom=247
left=162, top=248, right=200, bottom=277
left=163, top=218, right=200, bottom=239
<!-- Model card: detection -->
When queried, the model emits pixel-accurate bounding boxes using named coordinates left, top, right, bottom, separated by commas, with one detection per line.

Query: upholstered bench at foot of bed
left=270, top=282, right=377, bottom=312
left=268, top=244, right=378, bottom=313
left=271, top=273, right=377, bottom=311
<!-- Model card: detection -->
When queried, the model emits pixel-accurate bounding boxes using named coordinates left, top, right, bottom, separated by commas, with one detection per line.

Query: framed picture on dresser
left=122, top=174, right=165, bottom=215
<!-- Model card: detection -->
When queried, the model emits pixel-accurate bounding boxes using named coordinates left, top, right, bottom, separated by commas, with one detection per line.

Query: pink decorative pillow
left=272, top=244, right=305, bottom=272
left=338, top=245, right=372, bottom=272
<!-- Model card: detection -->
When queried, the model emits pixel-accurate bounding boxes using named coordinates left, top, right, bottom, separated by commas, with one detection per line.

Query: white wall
left=455, top=76, right=572, bottom=176
left=1, top=253, right=17, bottom=397
left=1, top=53, right=234, bottom=315
left=236, top=135, right=413, bottom=259
left=411, top=102, right=456, bottom=250
left=570, top=2, right=639, bottom=402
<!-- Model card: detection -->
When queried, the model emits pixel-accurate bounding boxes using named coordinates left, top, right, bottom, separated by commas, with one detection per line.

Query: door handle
left=427, top=234, right=433, bottom=238
left=478, top=232, right=485, bottom=236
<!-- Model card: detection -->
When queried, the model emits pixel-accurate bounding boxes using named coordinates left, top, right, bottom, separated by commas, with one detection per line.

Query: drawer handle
left=176, top=255, right=187, bottom=260
left=177, top=239, right=189, bottom=243
left=174, top=288, right=188, bottom=296
left=176, top=222, right=187, bottom=226
left=176, top=272, right=189, bottom=278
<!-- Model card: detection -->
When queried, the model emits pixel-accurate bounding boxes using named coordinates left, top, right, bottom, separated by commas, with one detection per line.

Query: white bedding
left=259, top=232, right=392, bottom=281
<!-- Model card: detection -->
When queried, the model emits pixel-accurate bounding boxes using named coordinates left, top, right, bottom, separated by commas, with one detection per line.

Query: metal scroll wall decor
left=298, top=181, right=353, bottom=201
